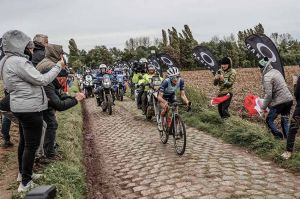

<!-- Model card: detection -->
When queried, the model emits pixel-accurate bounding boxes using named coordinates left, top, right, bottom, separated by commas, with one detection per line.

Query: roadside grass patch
left=12, top=83, right=86, bottom=199
left=182, top=86, right=300, bottom=172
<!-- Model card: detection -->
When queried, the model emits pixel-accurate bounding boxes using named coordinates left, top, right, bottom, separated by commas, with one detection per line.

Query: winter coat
left=213, top=67, right=236, bottom=96
left=261, top=64, right=293, bottom=109
left=36, top=44, right=77, bottom=111
left=132, top=72, right=143, bottom=84
left=139, top=74, right=162, bottom=91
left=32, top=41, right=45, bottom=66
left=44, top=80, right=77, bottom=111
left=0, top=30, right=61, bottom=112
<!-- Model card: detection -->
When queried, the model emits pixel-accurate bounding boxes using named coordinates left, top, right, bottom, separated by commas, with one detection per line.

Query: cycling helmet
left=139, top=58, right=148, bottom=64
left=148, top=64, right=156, bottom=71
left=99, top=64, right=107, bottom=69
left=167, top=67, right=180, bottom=77
left=86, top=69, right=91, bottom=73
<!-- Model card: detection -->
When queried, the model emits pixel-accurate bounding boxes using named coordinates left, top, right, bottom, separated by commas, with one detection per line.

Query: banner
left=0, top=38, right=4, bottom=60
left=158, top=53, right=177, bottom=68
left=148, top=55, right=161, bottom=72
left=192, top=46, right=219, bottom=75
left=245, top=34, right=284, bottom=78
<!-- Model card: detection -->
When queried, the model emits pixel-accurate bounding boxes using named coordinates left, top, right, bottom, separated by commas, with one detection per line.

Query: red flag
left=244, top=94, right=268, bottom=116
left=210, top=94, right=230, bottom=106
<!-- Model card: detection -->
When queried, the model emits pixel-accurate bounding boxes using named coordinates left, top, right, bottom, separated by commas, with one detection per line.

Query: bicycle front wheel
left=173, top=115, right=186, bottom=155
left=159, top=116, right=169, bottom=144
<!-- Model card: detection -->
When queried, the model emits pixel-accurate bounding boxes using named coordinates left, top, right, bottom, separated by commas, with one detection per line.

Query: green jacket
left=139, top=74, right=162, bottom=91
left=213, top=68, right=236, bottom=96
left=132, top=72, right=143, bottom=84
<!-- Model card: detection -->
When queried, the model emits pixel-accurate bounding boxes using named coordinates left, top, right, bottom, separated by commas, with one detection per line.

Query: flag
left=192, top=46, right=219, bottom=75
left=158, top=53, right=178, bottom=68
left=210, top=94, right=230, bottom=106
left=245, top=34, right=285, bottom=78
left=244, top=94, right=268, bottom=116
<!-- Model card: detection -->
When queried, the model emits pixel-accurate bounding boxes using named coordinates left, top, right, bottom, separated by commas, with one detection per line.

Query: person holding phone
left=0, top=30, right=66, bottom=192
left=213, top=57, right=236, bottom=119
left=37, top=44, right=85, bottom=159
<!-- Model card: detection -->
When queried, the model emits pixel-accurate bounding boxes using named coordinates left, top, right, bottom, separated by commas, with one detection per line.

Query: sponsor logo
left=246, top=42, right=277, bottom=63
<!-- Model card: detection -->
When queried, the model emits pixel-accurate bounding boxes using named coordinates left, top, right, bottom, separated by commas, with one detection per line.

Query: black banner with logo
left=158, top=53, right=178, bottom=68
left=148, top=55, right=161, bottom=72
left=192, top=46, right=219, bottom=75
left=245, top=34, right=284, bottom=77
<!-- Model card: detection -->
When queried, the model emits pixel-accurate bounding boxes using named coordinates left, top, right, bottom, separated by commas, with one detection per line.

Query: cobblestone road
left=84, top=97, right=300, bottom=199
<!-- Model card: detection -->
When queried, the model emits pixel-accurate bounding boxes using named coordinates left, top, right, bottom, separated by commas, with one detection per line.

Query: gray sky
left=1, top=0, right=300, bottom=52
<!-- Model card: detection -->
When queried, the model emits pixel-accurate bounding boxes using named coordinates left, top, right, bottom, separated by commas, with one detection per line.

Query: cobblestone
left=84, top=97, right=300, bottom=198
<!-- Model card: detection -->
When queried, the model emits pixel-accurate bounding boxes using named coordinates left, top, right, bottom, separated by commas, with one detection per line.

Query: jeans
left=266, top=101, right=293, bottom=139
left=14, top=112, right=43, bottom=186
left=286, top=107, right=300, bottom=152
left=217, top=93, right=233, bottom=118
left=1, top=115, right=11, bottom=142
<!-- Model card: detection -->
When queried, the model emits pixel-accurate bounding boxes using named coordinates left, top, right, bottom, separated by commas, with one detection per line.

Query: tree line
left=68, top=23, right=300, bottom=71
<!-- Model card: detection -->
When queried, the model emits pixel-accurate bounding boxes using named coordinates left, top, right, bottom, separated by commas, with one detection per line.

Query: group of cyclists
left=77, top=57, right=192, bottom=138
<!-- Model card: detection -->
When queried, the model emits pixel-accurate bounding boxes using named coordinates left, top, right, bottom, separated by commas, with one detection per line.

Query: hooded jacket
left=36, top=44, right=77, bottom=111
left=32, top=41, right=45, bottom=66
left=0, top=30, right=61, bottom=112
left=261, top=63, right=293, bottom=109
left=213, top=58, right=236, bottom=96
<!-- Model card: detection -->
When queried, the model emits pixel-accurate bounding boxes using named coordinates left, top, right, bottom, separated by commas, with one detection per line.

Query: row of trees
left=68, top=23, right=300, bottom=71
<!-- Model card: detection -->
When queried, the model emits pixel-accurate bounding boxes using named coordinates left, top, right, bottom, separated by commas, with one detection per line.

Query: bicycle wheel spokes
left=173, top=116, right=186, bottom=155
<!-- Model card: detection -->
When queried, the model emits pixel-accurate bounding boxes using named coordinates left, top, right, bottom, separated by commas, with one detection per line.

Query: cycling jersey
left=159, top=78, right=185, bottom=102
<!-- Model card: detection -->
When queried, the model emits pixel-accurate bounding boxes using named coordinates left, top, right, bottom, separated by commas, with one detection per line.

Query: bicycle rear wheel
left=173, top=115, right=186, bottom=155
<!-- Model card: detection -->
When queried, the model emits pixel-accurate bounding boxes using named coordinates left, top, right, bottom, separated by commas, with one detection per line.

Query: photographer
left=37, top=44, right=85, bottom=159
left=0, top=30, right=65, bottom=192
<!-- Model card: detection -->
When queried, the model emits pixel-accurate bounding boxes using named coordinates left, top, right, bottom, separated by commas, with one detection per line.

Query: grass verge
left=13, top=84, right=86, bottom=199
left=182, top=86, right=300, bottom=172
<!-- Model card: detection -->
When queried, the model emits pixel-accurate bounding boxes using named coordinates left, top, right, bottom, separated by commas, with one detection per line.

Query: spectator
left=0, top=30, right=65, bottom=192
left=57, top=68, right=69, bottom=93
left=32, top=34, right=48, bottom=67
left=259, top=57, right=293, bottom=139
left=1, top=90, right=13, bottom=148
left=213, top=57, right=236, bottom=119
left=0, top=39, right=13, bottom=148
left=282, top=74, right=300, bottom=159
left=37, top=44, right=85, bottom=159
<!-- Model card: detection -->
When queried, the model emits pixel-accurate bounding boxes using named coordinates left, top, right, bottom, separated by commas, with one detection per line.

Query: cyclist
left=157, top=67, right=191, bottom=130
left=139, top=64, right=162, bottom=114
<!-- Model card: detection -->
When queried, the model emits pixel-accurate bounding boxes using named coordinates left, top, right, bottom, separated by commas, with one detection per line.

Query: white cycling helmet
left=139, top=58, right=148, bottom=64
left=167, top=67, right=180, bottom=77
left=99, top=64, right=107, bottom=69
left=148, top=64, right=156, bottom=71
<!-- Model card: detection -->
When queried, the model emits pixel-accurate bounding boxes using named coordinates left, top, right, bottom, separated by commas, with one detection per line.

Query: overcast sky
left=1, top=0, right=299, bottom=52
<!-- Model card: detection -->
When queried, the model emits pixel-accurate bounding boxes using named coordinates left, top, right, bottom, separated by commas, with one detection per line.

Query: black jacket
left=294, top=77, right=300, bottom=106
left=32, top=41, right=45, bottom=66
left=44, top=79, right=78, bottom=111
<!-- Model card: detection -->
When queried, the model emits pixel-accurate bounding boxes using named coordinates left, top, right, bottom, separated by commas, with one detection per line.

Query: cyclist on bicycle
left=157, top=67, right=191, bottom=119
